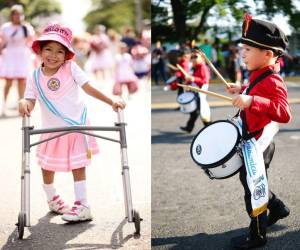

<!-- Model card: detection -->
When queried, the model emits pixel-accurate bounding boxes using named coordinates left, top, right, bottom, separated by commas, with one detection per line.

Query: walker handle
left=117, top=108, right=125, bottom=123
left=22, top=115, right=30, bottom=127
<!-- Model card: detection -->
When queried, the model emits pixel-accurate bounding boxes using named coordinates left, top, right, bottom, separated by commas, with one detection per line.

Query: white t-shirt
left=25, top=61, right=89, bottom=128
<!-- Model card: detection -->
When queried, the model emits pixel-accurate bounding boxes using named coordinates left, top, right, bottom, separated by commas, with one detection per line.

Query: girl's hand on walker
left=19, top=99, right=34, bottom=117
left=112, top=100, right=126, bottom=112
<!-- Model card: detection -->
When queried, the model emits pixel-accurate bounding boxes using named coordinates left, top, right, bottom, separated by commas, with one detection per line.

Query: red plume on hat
left=243, top=13, right=252, bottom=37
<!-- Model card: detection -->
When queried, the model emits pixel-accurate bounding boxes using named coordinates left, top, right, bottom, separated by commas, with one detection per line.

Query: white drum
left=190, top=120, right=243, bottom=179
left=177, top=92, right=197, bottom=113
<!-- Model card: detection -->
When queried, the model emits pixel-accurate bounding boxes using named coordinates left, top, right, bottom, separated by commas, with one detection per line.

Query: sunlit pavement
left=0, top=75, right=151, bottom=249
left=152, top=81, right=300, bottom=250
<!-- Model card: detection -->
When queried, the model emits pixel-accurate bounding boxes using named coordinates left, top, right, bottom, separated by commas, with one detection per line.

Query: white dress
left=0, top=22, right=34, bottom=79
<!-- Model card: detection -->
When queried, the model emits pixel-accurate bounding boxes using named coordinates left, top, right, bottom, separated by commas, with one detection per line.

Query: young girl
left=112, top=42, right=138, bottom=97
left=19, top=24, right=125, bottom=222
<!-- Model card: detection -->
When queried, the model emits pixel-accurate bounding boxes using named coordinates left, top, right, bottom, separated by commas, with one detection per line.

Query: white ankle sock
left=43, top=184, right=56, bottom=201
left=74, top=180, right=88, bottom=206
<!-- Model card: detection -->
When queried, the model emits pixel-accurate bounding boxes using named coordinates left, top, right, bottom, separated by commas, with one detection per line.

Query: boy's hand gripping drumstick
left=195, top=49, right=230, bottom=88
left=177, top=83, right=232, bottom=102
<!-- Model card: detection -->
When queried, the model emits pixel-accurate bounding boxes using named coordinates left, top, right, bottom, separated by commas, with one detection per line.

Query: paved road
left=152, top=81, right=300, bottom=250
left=0, top=76, right=151, bottom=250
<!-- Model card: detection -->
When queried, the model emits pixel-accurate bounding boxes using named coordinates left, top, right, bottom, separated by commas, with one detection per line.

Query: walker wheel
left=16, top=212, right=26, bottom=239
left=133, top=209, right=142, bottom=237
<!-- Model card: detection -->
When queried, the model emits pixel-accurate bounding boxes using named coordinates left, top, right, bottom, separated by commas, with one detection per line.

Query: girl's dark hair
left=39, top=40, right=68, bottom=53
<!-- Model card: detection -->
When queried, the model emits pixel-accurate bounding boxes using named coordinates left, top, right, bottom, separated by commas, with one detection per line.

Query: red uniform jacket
left=241, top=65, right=292, bottom=139
left=190, top=62, right=210, bottom=88
left=176, top=58, right=189, bottom=79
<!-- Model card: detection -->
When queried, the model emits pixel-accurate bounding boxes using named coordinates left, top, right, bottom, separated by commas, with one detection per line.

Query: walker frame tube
left=20, top=109, right=136, bottom=234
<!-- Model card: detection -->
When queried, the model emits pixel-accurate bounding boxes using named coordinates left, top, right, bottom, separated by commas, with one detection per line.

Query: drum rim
left=176, top=92, right=196, bottom=104
left=205, top=167, right=241, bottom=180
left=190, top=119, right=241, bottom=169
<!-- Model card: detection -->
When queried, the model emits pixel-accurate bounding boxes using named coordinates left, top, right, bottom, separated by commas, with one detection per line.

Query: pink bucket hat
left=32, top=24, right=75, bottom=60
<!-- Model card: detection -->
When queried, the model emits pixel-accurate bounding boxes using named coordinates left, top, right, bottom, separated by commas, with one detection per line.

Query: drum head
left=177, top=92, right=195, bottom=104
left=190, top=120, right=241, bottom=168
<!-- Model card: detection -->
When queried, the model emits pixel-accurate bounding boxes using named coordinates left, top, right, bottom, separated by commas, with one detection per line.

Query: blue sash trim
left=33, top=67, right=87, bottom=126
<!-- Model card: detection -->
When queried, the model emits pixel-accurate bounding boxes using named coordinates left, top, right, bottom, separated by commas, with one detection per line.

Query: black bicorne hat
left=240, top=13, right=288, bottom=53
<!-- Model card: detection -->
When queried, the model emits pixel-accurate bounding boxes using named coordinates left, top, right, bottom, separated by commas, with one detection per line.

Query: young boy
left=227, top=14, right=292, bottom=249
left=180, top=51, right=211, bottom=133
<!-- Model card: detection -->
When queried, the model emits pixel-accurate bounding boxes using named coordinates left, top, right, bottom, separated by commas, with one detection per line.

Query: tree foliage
left=0, top=0, right=61, bottom=23
left=84, top=0, right=150, bottom=33
left=152, top=0, right=300, bottom=43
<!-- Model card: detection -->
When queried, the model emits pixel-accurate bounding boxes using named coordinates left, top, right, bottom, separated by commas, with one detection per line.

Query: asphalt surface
left=152, top=81, right=300, bottom=250
left=0, top=76, right=151, bottom=250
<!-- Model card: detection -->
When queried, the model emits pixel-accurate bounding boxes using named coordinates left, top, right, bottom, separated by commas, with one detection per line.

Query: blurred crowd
left=0, top=5, right=151, bottom=116
left=151, top=38, right=295, bottom=86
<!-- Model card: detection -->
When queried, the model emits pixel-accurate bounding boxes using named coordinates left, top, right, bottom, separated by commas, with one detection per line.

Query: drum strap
left=240, top=69, right=276, bottom=140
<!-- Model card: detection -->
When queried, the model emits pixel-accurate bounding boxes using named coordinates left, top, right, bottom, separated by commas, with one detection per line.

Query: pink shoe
left=62, top=201, right=93, bottom=222
left=48, top=195, right=70, bottom=215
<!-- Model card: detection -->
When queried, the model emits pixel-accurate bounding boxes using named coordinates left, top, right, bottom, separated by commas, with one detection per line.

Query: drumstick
left=167, top=63, right=179, bottom=71
left=177, top=83, right=232, bottom=102
left=195, top=49, right=230, bottom=88
left=176, top=64, right=190, bottom=77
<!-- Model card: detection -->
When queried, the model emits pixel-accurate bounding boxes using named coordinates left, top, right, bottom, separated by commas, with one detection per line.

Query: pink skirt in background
left=113, top=81, right=138, bottom=96
left=36, top=132, right=99, bottom=172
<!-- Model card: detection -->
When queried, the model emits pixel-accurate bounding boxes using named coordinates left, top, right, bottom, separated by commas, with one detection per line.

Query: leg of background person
left=3, top=78, right=13, bottom=102
left=17, top=78, right=26, bottom=99
left=158, top=63, right=167, bottom=84
left=2, top=78, right=13, bottom=115
left=199, top=85, right=211, bottom=125
left=181, top=94, right=200, bottom=133
left=153, top=64, right=160, bottom=85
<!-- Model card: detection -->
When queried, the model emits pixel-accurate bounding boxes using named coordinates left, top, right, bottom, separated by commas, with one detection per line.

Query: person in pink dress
left=19, top=24, right=125, bottom=222
left=85, top=25, right=114, bottom=80
left=0, top=5, right=34, bottom=116
left=113, top=42, right=138, bottom=97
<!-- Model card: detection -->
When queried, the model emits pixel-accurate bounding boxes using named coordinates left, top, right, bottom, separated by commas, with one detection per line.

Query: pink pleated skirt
left=36, top=132, right=99, bottom=172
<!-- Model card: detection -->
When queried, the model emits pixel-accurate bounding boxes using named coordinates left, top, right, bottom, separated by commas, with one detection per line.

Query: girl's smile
left=41, top=41, right=67, bottom=75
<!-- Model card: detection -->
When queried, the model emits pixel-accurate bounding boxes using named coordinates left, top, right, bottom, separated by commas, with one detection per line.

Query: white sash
left=235, top=118, right=277, bottom=217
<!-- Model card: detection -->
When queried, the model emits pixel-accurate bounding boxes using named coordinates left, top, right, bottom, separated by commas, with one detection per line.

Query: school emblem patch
left=47, top=78, right=60, bottom=91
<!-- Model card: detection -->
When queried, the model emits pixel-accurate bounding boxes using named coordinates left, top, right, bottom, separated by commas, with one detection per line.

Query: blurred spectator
left=121, top=27, right=137, bottom=53
left=226, top=46, right=242, bottom=83
left=199, top=39, right=213, bottom=61
left=107, top=29, right=121, bottom=56
left=151, top=41, right=167, bottom=86
left=113, top=42, right=138, bottom=98
left=0, top=4, right=35, bottom=116
left=85, top=24, right=114, bottom=80
left=131, top=41, right=150, bottom=79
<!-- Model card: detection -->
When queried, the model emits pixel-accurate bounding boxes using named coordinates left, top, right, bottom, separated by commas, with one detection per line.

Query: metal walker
left=17, top=109, right=142, bottom=239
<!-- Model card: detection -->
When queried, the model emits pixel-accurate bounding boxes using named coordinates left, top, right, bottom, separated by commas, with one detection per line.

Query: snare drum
left=190, top=120, right=243, bottom=179
left=177, top=92, right=197, bottom=113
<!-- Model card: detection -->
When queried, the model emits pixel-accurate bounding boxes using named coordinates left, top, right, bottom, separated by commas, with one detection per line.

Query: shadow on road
left=152, top=225, right=299, bottom=250
left=152, top=130, right=194, bottom=144
left=279, top=128, right=300, bottom=133
left=2, top=213, right=134, bottom=249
